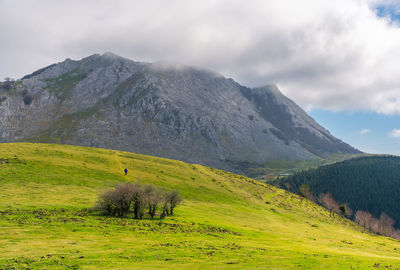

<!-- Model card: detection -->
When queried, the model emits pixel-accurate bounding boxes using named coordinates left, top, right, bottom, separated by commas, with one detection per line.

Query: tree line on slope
left=273, top=156, right=400, bottom=226
left=297, top=185, right=352, bottom=218
left=94, top=183, right=182, bottom=219
left=299, top=187, right=398, bottom=238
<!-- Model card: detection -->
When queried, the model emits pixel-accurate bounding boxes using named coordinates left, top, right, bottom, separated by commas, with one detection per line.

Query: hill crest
left=0, top=143, right=397, bottom=269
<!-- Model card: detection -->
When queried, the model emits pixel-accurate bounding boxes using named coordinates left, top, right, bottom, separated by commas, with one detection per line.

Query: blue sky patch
left=375, top=4, right=400, bottom=23
left=309, top=109, right=400, bottom=155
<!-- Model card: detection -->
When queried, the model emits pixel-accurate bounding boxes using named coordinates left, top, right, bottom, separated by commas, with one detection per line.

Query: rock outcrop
left=0, top=53, right=360, bottom=173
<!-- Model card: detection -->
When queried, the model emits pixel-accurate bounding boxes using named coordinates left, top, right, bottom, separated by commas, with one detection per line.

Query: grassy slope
left=251, top=153, right=365, bottom=181
left=0, top=143, right=399, bottom=269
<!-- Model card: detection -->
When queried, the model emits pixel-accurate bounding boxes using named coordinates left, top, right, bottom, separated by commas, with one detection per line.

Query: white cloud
left=389, top=129, right=400, bottom=138
left=360, top=129, right=371, bottom=134
left=1, top=0, right=400, bottom=114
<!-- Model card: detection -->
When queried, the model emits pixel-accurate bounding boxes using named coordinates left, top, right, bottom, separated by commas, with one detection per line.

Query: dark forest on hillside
left=274, top=156, right=400, bottom=228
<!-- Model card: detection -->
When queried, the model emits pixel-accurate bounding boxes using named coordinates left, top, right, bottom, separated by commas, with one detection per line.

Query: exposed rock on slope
left=0, top=53, right=360, bottom=173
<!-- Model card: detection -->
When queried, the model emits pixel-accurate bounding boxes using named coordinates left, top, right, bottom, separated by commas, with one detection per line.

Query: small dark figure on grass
left=124, top=168, right=128, bottom=175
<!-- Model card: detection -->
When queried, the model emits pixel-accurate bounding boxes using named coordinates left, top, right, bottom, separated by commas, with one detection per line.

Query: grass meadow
left=0, top=143, right=400, bottom=269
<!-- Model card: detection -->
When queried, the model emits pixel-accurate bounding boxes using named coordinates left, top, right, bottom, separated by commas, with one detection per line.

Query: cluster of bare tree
left=297, top=185, right=400, bottom=240
left=95, top=183, right=182, bottom=219
left=355, top=211, right=399, bottom=238
left=298, top=184, right=316, bottom=203
left=318, top=192, right=352, bottom=218
left=298, top=186, right=352, bottom=219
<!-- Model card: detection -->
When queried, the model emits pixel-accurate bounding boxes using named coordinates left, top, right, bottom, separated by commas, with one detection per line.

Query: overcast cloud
left=1, top=0, right=400, bottom=114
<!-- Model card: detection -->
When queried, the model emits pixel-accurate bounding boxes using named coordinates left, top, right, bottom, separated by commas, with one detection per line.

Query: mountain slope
left=0, top=53, right=360, bottom=174
left=274, top=155, right=400, bottom=228
left=0, top=143, right=398, bottom=269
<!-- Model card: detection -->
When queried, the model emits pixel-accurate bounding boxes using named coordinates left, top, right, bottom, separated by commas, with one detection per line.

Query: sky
left=1, top=0, right=400, bottom=155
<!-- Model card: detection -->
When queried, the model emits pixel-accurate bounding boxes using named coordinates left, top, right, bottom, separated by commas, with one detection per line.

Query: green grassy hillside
left=0, top=143, right=400, bottom=269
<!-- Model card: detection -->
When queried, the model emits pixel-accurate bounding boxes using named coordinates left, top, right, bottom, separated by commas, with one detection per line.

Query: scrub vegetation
left=94, top=183, right=182, bottom=219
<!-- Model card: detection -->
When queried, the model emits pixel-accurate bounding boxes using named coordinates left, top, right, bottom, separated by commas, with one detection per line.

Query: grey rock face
left=0, top=53, right=360, bottom=173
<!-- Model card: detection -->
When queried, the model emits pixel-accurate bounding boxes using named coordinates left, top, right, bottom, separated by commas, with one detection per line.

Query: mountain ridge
left=0, top=53, right=360, bottom=174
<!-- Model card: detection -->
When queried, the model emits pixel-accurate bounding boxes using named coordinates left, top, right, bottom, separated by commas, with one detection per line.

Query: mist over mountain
left=0, top=53, right=360, bottom=173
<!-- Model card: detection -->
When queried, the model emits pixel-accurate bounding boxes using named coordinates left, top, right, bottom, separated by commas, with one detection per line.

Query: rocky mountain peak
left=0, top=53, right=360, bottom=174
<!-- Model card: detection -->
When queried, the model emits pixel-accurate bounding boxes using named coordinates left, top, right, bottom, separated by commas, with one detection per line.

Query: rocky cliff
left=0, top=53, right=360, bottom=173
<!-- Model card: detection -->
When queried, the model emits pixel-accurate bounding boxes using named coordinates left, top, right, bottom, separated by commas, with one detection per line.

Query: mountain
left=0, top=52, right=360, bottom=173
left=0, top=143, right=399, bottom=269
left=274, top=155, right=400, bottom=227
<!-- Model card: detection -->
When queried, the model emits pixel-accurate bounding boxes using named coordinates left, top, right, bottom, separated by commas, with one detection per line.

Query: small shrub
left=95, top=182, right=182, bottom=219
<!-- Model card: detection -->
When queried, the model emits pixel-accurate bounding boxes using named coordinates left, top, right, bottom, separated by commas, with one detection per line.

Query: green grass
left=0, top=143, right=400, bottom=269
left=43, top=69, right=87, bottom=102
left=255, top=153, right=366, bottom=181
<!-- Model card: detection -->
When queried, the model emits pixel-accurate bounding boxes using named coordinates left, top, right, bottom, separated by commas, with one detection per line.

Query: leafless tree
left=96, top=183, right=182, bottom=219
left=319, top=193, right=339, bottom=217
left=369, top=216, right=380, bottom=233
left=378, top=213, right=395, bottom=236
left=160, top=188, right=169, bottom=219
left=144, top=184, right=162, bottom=218
left=130, top=184, right=145, bottom=219
left=96, top=189, right=117, bottom=216
left=355, top=210, right=398, bottom=238
left=97, top=183, right=136, bottom=217
left=160, top=189, right=182, bottom=218
left=355, top=210, right=373, bottom=229
left=298, top=184, right=316, bottom=203
left=167, top=190, right=182, bottom=215
left=116, top=183, right=136, bottom=216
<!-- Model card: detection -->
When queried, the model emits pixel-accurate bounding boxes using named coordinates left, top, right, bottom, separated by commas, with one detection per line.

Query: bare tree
left=97, top=183, right=136, bottom=217
left=369, top=216, right=379, bottom=234
left=355, top=210, right=373, bottom=230
left=378, top=213, right=395, bottom=236
left=160, top=189, right=182, bottom=218
left=144, top=184, right=161, bottom=218
left=96, top=189, right=117, bottom=216
left=319, top=193, right=339, bottom=217
left=131, top=184, right=145, bottom=219
left=114, top=183, right=136, bottom=216
left=96, top=183, right=135, bottom=217
left=160, top=201, right=169, bottom=219
left=298, top=184, right=316, bottom=203
left=160, top=189, right=169, bottom=219
left=355, top=210, right=368, bottom=227
left=95, top=183, right=182, bottom=219
left=355, top=211, right=397, bottom=238
left=166, top=190, right=182, bottom=215
left=355, top=210, right=385, bottom=234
